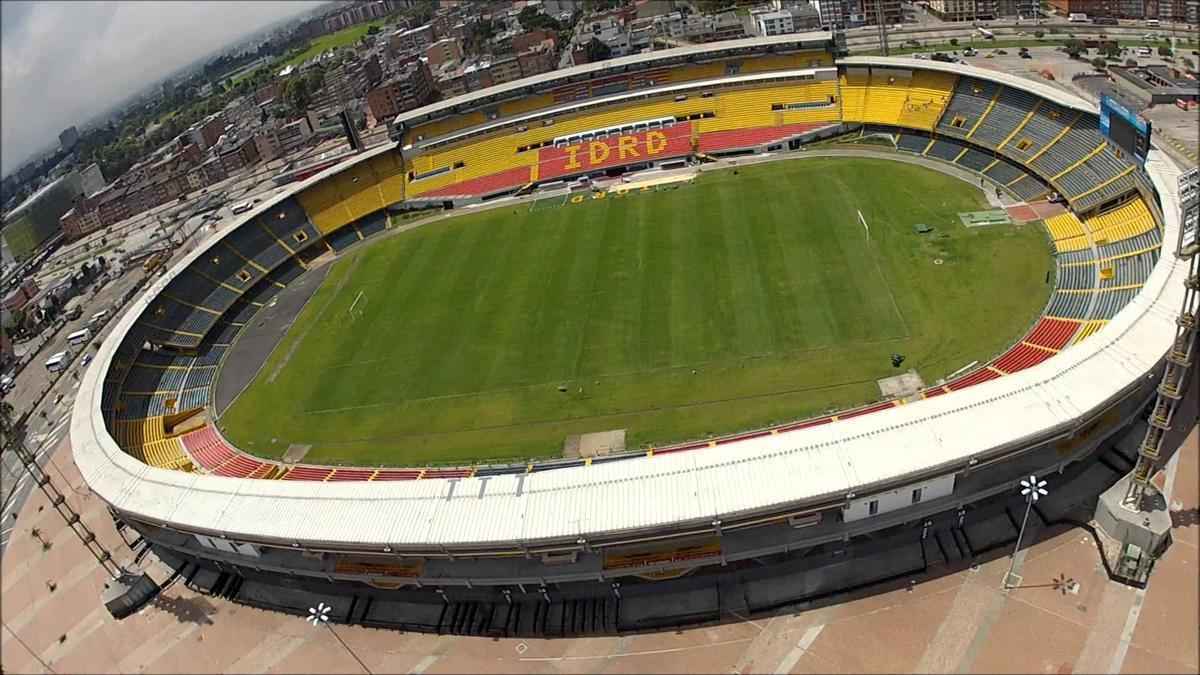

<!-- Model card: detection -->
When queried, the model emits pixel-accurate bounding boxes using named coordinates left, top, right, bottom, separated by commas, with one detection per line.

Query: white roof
left=71, top=62, right=1191, bottom=551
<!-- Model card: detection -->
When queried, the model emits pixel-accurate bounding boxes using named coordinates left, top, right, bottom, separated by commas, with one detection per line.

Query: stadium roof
left=839, top=55, right=1098, bottom=113
left=72, top=60, right=1191, bottom=551
left=394, top=31, right=835, bottom=130
left=411, top=66, right=836, bottom=151
left=3, top=172, right=75, bottom=223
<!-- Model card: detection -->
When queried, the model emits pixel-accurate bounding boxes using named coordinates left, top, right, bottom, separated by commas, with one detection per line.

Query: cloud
left=1, top=1, right=322, bottom=176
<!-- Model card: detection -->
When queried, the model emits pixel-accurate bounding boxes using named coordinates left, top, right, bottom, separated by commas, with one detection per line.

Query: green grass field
left=219, top=158, right=1053, bottom=467
left=278, top=21, right=387, bottom=68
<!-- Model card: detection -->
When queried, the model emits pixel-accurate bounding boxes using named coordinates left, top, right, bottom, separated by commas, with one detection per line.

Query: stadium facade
left=71, top=32, right=1192, bottom=634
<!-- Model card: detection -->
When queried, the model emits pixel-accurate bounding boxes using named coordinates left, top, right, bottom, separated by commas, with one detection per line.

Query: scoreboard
left=1099, top=95, right=1152, bottom=166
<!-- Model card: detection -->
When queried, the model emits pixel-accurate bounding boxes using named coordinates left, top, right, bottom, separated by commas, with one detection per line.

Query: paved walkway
left=1, top=425, right=1195, bottom=674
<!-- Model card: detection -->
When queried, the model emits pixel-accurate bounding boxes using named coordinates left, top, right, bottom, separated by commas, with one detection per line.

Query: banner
left=538, top=123, right=693, bottom=181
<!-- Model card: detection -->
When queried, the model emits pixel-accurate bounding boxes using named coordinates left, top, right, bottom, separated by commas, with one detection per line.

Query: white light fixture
left=1020, top=475, right=1048, bottom=502
left=306, top=602, right=331, bottom=626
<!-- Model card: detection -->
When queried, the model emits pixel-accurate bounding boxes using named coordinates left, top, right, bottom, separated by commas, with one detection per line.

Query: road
left=1, top=264, right=148, bottom=557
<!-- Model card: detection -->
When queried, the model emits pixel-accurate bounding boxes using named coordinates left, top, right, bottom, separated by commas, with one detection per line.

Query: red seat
left=421, top=166, right=532, bottom=198
left=1024, top=317, right=1078, bottom=350
left=698, top=123, right=830, bottom=153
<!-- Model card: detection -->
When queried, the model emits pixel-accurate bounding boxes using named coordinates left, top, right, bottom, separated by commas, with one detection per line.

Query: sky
left=1, top=1, right=324, bottom=176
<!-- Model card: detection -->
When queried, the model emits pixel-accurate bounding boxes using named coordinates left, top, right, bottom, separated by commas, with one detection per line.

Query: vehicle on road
left=45, top=351, right=70, bottom=373
left=231, top=201, right=254, bottom=215
left=0, top=375, right=14, bottom=395
left=66, top=328, right=92, bottom=346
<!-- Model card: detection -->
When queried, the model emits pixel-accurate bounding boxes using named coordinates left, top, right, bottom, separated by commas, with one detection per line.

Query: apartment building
left=366, top=60, right=436, bottom=125
left=426, top=38, right=464, bottom=69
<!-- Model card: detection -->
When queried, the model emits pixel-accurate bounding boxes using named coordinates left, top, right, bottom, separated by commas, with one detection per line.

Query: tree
left=519, top=5, right=562, bottom=32
left=1091, top=57, right=1108, bottom=70
left=949, top=38, right=959, bottom=46
left=585, top=37, right=612, bottom=63
left=284, top=77, right=311, bottom=111
left=1158, top=45, right=1173, bottom=57
left=366, top=25, right=379, bottom=35
left=1125, top=58, right=1139, bottom=67
left=1034, top=29, right=1045, bottom=38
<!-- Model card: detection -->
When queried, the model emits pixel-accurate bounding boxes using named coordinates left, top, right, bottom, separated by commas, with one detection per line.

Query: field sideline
left=218, top=158, right=1053, bottom=466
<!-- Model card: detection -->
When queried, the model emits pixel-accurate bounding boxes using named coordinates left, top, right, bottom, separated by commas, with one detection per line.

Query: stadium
left=71, top=32, right=1193, bottom=635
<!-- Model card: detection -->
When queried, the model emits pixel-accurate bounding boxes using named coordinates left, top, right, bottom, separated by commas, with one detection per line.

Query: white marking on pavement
left=1107, top=447, right=1183, bottom=673
left=774, top=624, right=825, bottom=674
left=1109, top=590, right=1146, bottom=674
left=409, top=655, right=439, bottom=674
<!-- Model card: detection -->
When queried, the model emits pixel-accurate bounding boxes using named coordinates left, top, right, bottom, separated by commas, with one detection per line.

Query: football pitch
left=219, top=157, right=1053, bottom=467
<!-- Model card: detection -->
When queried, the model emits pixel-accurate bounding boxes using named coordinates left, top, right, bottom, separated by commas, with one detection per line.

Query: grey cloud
left=2, top=1, right=323, bottom=175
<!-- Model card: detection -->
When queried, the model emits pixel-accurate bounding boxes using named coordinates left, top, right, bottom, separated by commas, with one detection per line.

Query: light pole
left=306, top=602, right=371, bottom=674
left=1004, top=475, right=1048, bottom=589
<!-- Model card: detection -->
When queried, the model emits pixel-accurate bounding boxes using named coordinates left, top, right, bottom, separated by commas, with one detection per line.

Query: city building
left=1043, top=0, right=1189, bottom=18
left=753, top=9, right=795, bottom=35
left=254, top=129, right=283, bottom=163
left=58, top=126, right=79, bottom=152
left=199, top=157, right=227, bottom=186
left=513, top=28, right=557, bottom=54
left=218, top=136, right=260, bottom=175
left=366, top=61, right=436, bottom=125
left=59, top=202, right=104, bottom=241
left=94, top=186, right=132, bottom=229
left=580, top=16, right=632, bottom=57
left=389, top=24, right=435, bottom=57
left=488, top=55, right=524, bottom=85
left=276, top=117, right=314, bottom=155
left=518, top=40, right=558, bottom=78
left=186, top=113, right=227, bottom=151
left=814, top=0, right=903, bottom=27
left=255, top=81, right=283, bottom=105
left=426, top=38, right=464, bottom=70
left=80, top=163, right=107, bottom=197
left=324, top=0, right=391, bottom=33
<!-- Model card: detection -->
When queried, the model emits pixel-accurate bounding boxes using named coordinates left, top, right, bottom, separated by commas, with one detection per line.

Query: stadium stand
left=1025, top=317, right=1080, bottom=350
left=935, top=77, right=1002, bottom=140
left=325, top=224, right=362, bottom=252
left=355, top=210, right=389, bottom=239
left=1084, top=197, right=1156, bottom=244
left=1057, top=260, right=1097, bottom=290
left=895, top=70, right=957, bottom=131
left=1046, top=290, right=1093, bottom=320
left=697, top=122, right=832, bottom=153
left=992, top=342, right=1055, bottom=373
left=971, top=86, right=1041, bottom=149
left=1072, top=319, right=1107, bottom=343
left=838, top=67, right=868, bottom=120
left=925, top=138, right=964, bottom=162
left=297, top=151, right=405, bottom=234
left=94, top=52, right=1169, bottom=494
left=896, top=132, right=929, bottom=153
left=954, top=146, right=993, bottom=172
